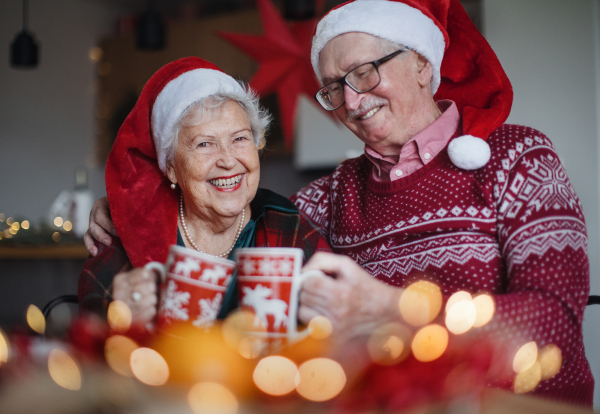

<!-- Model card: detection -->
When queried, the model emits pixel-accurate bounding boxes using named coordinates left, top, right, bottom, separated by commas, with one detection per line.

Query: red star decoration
left=219, top=0, right=328, bottom=151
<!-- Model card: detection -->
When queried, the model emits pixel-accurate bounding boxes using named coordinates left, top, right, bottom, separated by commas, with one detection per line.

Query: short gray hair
left=163, top=84, right=271, bottom=166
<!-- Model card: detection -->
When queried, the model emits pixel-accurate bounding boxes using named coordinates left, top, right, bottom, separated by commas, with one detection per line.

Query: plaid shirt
left=78, top=189, right=331, bottom=317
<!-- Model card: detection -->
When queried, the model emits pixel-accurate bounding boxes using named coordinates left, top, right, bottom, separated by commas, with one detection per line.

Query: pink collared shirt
left=364, top=100, right=459, bottom=182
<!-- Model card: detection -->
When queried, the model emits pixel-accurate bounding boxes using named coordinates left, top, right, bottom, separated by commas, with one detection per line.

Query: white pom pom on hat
left=311, top=0, right=514, bottom=170
left=447, top=135, right=491, bottom=170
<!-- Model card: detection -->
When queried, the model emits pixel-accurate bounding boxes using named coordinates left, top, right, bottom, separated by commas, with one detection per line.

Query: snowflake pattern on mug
left=160, top=280, right=191, bottom=321
left=193, top=293, right=223, bottom=330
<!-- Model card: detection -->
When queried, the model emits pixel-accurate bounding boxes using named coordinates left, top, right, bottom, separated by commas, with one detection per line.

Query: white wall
left=0, top=0, right=126, bottom=224
left=483, top=0, right=600, bottom=407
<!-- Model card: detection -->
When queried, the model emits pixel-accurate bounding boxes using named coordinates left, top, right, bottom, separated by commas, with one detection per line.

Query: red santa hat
left=105, top=57, right=246, bottom=267
left=311, top=0, right=513, bottom=170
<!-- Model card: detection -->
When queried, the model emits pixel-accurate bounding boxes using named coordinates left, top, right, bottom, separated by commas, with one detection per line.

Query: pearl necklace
left=179, top=193, right=245, bottom=258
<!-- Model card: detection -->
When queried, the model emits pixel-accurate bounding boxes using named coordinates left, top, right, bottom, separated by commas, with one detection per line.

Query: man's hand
left=84, top=196, right=117, bottom=256
left=298, top=252, right=403, bottom=341
left=112, top=267, right=159, bottom=326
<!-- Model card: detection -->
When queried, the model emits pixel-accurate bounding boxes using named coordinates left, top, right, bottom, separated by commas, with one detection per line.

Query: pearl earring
left=171, top=183, right=176, bottom=189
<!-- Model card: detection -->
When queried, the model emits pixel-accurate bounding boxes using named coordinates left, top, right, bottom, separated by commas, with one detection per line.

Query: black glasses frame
left=314, top=48, right=408, bottom=111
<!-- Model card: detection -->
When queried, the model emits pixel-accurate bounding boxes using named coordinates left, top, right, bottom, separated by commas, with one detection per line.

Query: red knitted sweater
left=291, top=124, right=593, bottom=406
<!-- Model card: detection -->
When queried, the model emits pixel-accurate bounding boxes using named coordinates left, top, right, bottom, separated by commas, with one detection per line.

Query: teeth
left=359, top=107, right=380, bottom=120
left=209, top=174, right=242, bottom=188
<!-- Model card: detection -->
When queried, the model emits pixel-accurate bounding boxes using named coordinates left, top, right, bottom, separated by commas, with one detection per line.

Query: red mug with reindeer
left=145, top=245, right=235, bottom=330
left=235, top=247, right=325, bottom=341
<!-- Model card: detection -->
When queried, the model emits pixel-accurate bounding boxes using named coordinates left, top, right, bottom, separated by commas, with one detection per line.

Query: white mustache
left=346, top=97, right=388, bottom=122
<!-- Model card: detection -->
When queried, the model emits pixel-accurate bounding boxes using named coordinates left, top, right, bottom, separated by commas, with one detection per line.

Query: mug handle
left=145, top=261, right=166, bottom=283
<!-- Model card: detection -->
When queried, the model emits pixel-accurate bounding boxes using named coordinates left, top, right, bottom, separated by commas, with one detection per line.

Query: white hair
left=163, top=85, right=271, bottom=166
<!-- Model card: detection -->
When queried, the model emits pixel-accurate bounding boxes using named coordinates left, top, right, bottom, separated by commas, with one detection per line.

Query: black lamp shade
left=136, top=10, right=165, bottom=50
left=10, top=30, right=39, bottom=67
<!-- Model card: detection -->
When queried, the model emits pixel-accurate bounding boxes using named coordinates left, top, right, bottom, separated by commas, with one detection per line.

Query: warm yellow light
left=367, top=323, right=411, bottom=365
left=63, top=221, right=73, bottom=231
left=0, top=213, right=4, bottom=222
left=21, top=220, right=30, bottom=230
left=54, top=217, right=64, bottom=227
left=0, top=328, right=9, bottom=364
left=253, top=356, right=298, bottom=396
left=52, top=232, right=61, bottom=242
left=445, top=299, right=477, bottom=335
left=538, top=344, right=562, bottom=380
left=222, top=310, right=265, bottom=351
left=237, top=336, right=263, bottom=359
left=513, top=342, right=538, bottom=373
left=6, top=217, right=14, bottom=225
left=107, top=300, right=132, bottom=333
left=11, top=222, right=20, bottom=230
left=105, top=335, right=139, bottom=377
left=446, top=291, right=472, bottom=313
left=472, top=294, right=495, bottom=327
left=514, top=361, right=541, bottom=394
left=130, top=347, right=169, bottom=386
left=308, top=316, right=333, bottom=340
left=0, top=233, right=3, bottom=241
left=27, top=304, right=46, bottom=334
left=88, top=47, right=104, bottom=62
left=411, top=324, right=448, bottom=362
left=48, top=349, right=82, bottom=391
left=188, top=382, right=239, bottom=414
left=399, top=281, right=442, bottom=327
left=3, top=230, right=12, bottom=239
left=9, top=228, right=17, bottom=235
left=296, top=358, right=346, bottom=402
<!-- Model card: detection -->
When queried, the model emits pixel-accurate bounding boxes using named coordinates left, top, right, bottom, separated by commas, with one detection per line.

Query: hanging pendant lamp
left=10, top=0, right=39, bottom=68
left=136, top=0, right=166, bottom=50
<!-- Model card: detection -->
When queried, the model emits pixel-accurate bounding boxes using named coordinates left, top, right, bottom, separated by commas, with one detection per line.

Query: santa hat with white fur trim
left=105, top=57, right=248, bottom=267
left=311, top=0, right=513, bottom=170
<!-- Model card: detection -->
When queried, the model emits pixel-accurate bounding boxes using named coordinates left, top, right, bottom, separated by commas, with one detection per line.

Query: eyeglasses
left=314, top=48, right=408, bottom=111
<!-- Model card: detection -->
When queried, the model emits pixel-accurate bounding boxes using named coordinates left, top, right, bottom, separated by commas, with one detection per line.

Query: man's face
left=318, top=32, right=432, bottom=155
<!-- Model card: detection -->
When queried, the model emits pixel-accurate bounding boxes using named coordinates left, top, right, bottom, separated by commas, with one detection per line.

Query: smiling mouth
left=358, top=106, right=381, bottom=120
left=209, top=174, right=243, bottom=189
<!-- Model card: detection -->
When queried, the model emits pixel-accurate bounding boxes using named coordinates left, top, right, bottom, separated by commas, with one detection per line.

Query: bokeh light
left=0, top=328, right=9, bottom=364
left=107, top=300, right=132, bottom=333
left=130, top=348, right=169, bottom=386
left=0, top=213, right=4, bottom=222
left=411, top=324, right=448, bottom=362
left=296, top=358, right=346, bottom=402
left=88, top=47, right=104, bottom=62
left=538, top=344, right=562, bottom=380
left=399, top=281, right=442, bottom=327
left=11, top=222, right=20, bottom=230
left=188, top=382, right=238, bottom=414
left=27, top=304, right=46, bottom=334
left=445, top=299, right=477, bottom=335
left=52, top=232, right=61, bottom=242
left=472, top=294, right=495, bottom=327
left=253, top=356, right=298, bottom=396
left=222, top=310, right=265, bottom=351
left=9, top=228, right=17, bottom=235
left=513, top=342, right=538, bottom=373
left=445, top=291, right=472, bottom=313
left=6, top=217, right=14, bottom=225
left=63, top=221, right=73, bottom=232
left=54, top=217, right=63, bottom=227
left=367, top=323, right=411, bottom=365
left=48, top=349, right=82, bottom=391
left=308, top=316, right=333, bottom=340
left=105, top=335, right=139, bottom=376
left=21, top=220, right=30, bottom=230
left=514, top=361, right=541, bottom=394
left=237, top=336, right=263, bottom=359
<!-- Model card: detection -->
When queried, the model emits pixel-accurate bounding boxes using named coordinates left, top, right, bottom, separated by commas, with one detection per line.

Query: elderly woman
left=79, top=57, right=329, bottom=323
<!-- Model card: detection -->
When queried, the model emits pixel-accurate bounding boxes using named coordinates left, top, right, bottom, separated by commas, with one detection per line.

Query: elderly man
left=85, top=0, right=592, bottom=405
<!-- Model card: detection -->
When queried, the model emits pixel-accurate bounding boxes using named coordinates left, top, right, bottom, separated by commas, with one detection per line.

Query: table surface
left=0, top=244, right=89, bottom=260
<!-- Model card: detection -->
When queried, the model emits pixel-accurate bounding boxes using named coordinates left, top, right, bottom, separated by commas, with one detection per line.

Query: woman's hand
left=112, top=268, right=159, bottom=325
left=298, top=252, right=403, bottom=341
left=84, top=196, right=117, bottom=256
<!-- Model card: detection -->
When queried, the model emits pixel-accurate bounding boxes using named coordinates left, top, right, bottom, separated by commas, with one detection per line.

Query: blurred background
left=0, top=0, right=599, bottom=407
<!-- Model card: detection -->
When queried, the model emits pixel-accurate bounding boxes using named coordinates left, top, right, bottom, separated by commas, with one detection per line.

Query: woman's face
left=167, top=100, right=260, bottom=220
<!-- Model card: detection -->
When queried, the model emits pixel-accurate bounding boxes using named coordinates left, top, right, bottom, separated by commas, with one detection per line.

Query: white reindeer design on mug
left=199, top=266, right=228, bottom=284
left=242, top=284, right=289, bottom=329
left=174, top=257, right=200, bottom=278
